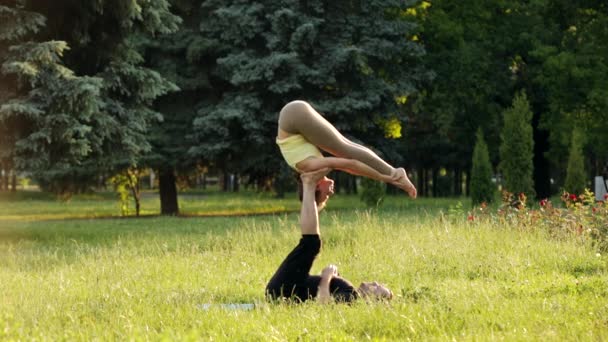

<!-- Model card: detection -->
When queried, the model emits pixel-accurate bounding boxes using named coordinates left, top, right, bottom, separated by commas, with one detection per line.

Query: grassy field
left=1, top=190, right=607, bottom=340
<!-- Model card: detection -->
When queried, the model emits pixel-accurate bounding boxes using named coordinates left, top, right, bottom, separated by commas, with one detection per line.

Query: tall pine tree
left=1, top=0, right=181, bottom=197
left=192, top=0, right=427, bottom=185
left=0, top=1, right=103, bottom=195
left=140, top=1, right=218, bottom=214
left=410, top=0, right=508, bottom=197
left=499, top=91, right=535, bottom=198
left=470, top=128, right=494, bottom=205
left=564, top=127, right=586, bottom=195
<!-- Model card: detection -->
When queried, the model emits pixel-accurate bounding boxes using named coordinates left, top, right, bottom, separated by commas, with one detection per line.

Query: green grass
left=1, top=191, right=607, bottom=340
left=0, top=188, right=456, bottom=220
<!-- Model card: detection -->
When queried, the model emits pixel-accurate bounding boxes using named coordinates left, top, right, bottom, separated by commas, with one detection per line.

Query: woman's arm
left=297, top=157, right=395, bottom=184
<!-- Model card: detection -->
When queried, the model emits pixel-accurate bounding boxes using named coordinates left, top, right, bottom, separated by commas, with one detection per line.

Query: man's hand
left=300, top=168, right=332, bottom=185
left=317, top=264, right=338, bottom=304
left=321, top=264, right=338, bottom=279
left=390, top=167, right=404, bottom=182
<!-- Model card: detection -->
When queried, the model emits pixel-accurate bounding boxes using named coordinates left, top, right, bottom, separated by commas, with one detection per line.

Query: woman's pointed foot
left=393, top=168, right=417, bottom=198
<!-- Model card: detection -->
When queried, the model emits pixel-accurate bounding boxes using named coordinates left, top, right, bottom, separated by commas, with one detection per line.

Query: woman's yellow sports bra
left=276, top=134, right=323, bottom=171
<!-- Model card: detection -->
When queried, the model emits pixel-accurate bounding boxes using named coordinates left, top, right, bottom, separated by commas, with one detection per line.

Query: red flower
left=467, top=215, right=475, bottom=221
left=539, top=199, right=548, bottom=207
left=569, top=194, right=577, bottom=201
left=604, top=193, right=608, bottom=200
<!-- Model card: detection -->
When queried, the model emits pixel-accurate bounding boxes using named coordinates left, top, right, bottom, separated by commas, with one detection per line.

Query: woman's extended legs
left=278, top=100, right=394, bottom=176
left=279, top=100, right=417, bottom=198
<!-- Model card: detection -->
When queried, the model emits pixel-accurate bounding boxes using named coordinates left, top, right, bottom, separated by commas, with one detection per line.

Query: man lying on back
left=266, top=168, right=393, bottom=303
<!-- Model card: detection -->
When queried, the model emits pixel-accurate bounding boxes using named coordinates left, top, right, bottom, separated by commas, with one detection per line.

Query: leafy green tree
left=0, top=1, right=104, bottom=196
left=0, top=2, right=44, bottom=190
left=193, top=0, right=427, bottom=185
left=409, top=0, right=510, bottom=197
left=470, top=128, right=494, bottom=205
left=140, top=0, right=215, bottom=214
left=533, top=1, right=608, bottom=185
left=499, top=91, right=535, bottom=198
left=564, top=128, right=587, bottom=195
left=360, top=177, right=386, bottom=208
left=491, top=0, right=557, bottom=199
left=1, top=0, right=180, bottom=198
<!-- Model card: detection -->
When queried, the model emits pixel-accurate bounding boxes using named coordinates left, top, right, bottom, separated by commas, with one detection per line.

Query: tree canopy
left=191, top=0, right=428, bottom=184
left=1, top=0, right=180, bottom=196
left=2, top=0, right=606, bottom=206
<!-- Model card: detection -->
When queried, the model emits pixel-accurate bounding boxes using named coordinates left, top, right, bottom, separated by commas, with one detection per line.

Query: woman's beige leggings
left=278, top=100, right=394, bottom=176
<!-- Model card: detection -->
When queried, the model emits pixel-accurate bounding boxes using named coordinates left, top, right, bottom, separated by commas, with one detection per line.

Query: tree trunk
left=233, top=173, right=240, bottom=192
left=465, top=170, right=470, bottom=197
left=127, top=168, right=141, bottom=217
left=159, top=168, right=179, bottom=215
left=11, top=171, right=17, bottom=192
left=532, top=107, right=552, bottom=199
left=134, top=193, right=141, bottom=216
left=1, top=167, right=7, bottom=191
left=417, top=168, right=424, bottom=197
left=222, top=172, right=230, bottom=191
left=432, top=168, right=438, bottom=197
left=149, top=170, right=155, bottom=189
left=454, top=168, right=462, bottom=196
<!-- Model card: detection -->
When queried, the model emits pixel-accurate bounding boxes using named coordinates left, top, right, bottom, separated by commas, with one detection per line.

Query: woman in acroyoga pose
left=276, top=100, right=417, bottom=198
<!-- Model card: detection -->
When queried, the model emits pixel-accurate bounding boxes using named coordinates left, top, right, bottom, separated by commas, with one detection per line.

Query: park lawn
left=0, top=188, right=455, bottom=220
left=0, top=189, right=296, bottom=220
left=1, top=194, right=607, bottom=340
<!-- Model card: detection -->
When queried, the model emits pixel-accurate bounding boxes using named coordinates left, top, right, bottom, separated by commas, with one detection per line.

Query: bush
left=499, top=91, right=535, bottom=199
left=360, top=177, right=386, bottom=207
left=470, top=128, right=494, bottom=205
left=564, top=128, right=587, bottom=195
left=467, top=189, right=608, bottom=252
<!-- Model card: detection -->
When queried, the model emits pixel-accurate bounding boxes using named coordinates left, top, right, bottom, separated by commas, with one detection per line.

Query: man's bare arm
left=317, top=265, right=338, bottom=304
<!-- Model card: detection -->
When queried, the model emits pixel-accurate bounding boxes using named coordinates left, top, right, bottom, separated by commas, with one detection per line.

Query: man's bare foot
left=393, top=168, right=417, bottom=198
left=300, top=168, right=332, bottom=185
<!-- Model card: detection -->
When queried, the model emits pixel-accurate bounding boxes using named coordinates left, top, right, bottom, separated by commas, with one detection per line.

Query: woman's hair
left=357, top=282, right=393, bottom=301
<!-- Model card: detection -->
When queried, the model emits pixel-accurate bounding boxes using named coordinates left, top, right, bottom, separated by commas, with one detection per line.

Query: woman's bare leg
left=279, top=100, right=417, bottom=198
left=278, top=100, right=394, bottom=176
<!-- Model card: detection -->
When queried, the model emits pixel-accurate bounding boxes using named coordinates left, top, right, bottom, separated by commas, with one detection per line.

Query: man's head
left=357, top=281, right=393, bottom=300
left=297, top=175, right=334, bottom=210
